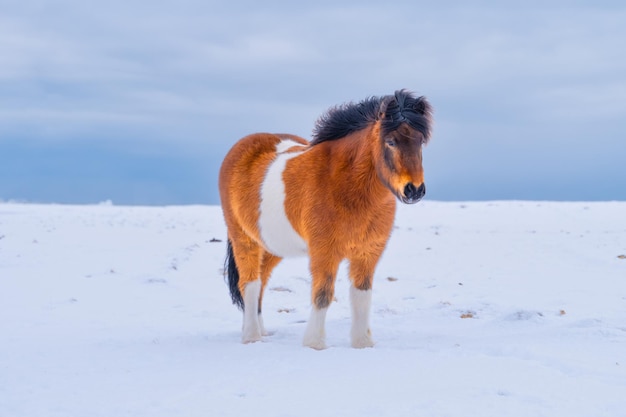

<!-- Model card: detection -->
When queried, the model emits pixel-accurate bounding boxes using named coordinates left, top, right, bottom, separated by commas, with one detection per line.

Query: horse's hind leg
left=230, top=234, right=264, bottom=343
left=258, top=251, right=282, bottom=336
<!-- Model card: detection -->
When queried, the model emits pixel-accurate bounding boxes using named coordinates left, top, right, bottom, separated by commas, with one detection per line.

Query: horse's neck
left=324, top=131, right=393, bottom=204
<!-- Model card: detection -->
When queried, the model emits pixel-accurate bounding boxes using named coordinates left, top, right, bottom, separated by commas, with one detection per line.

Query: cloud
left=1, top=1, right=625, bottom=203
left=533, top=81, right=626, bottom=121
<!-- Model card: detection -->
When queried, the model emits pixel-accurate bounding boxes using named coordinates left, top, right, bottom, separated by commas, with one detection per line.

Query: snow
left=1, top=201, right=625, bottom=417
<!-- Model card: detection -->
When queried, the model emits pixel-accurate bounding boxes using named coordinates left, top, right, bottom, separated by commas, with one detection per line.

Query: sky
left=1, top=0, right=625, bottom=205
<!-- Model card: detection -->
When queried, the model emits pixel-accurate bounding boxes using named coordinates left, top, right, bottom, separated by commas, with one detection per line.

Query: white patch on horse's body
left=350, top=286, right=374, bottom=348
left=303, top=306, right=329, bottom=350
left=241, top=280, right=262, bottom=343
left=259, top=139, right=308, bottom=258
left=275, top=137, right=302, bottom=153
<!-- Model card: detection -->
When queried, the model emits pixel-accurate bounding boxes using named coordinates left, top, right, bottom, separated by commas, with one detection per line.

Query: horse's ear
left=378, top=97, right=394, bottom=120
left=413, top=96, right=432, bottom=116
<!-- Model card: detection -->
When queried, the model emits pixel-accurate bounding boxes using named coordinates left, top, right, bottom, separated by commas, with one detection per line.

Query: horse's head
left=375, top=90, right=433, bottom=204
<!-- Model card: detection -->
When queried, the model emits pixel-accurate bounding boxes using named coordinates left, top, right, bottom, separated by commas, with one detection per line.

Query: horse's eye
left=385, top=138, right=396, bottom=147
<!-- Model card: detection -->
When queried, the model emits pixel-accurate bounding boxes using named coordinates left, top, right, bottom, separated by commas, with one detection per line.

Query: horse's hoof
left=303, top=336, right=327, bottom=350
left=304, top=342, right=327, bottom=350
left=241, top=330, right=262, bottom=344
left=242, top=336, right=262, bottom=344
left=351, top=335, right=375, bottom=349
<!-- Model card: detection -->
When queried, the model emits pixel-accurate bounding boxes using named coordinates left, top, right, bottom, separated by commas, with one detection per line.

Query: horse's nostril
left=416, top=183, right=426, bottom=197
left=403, top=183, right=426, bottom=202
left=404, top=183, right=417, bottom=196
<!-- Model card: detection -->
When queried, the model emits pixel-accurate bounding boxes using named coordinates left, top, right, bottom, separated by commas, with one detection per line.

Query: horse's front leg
left=348, top=256, right=377, bottom=348
left=303, top=255, right=340, bottom=350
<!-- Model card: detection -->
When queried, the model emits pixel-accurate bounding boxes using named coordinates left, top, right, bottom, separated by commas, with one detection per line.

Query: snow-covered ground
left=1, top=201, right=624, bottom=417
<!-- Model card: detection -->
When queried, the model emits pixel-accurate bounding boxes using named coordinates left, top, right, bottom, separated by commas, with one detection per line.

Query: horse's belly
left=258, top=139, right=308, bottom=258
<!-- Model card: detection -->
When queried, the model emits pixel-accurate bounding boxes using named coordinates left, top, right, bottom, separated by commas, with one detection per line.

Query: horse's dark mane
left=311, top=90, right=433, bottom=145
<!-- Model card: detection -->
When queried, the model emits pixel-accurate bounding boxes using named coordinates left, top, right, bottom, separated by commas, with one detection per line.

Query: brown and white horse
left=219, top=90, right=433, bottom=349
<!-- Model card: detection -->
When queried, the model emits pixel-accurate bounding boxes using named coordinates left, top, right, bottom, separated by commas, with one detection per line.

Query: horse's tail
left=225, top=240, right=244, bottom=310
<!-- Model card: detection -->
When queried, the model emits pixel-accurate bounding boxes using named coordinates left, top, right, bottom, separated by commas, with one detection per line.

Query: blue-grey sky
left=1, top=1, right=625, bottom=205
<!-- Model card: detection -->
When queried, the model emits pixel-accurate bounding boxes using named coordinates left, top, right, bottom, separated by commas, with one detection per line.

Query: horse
left=219, top=89, right=433, bottom=349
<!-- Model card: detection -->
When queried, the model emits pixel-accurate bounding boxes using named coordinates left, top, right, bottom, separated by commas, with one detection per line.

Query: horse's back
left=219, top=133, right=308, bottom=191
left=219, top=133, right=308, bottom=244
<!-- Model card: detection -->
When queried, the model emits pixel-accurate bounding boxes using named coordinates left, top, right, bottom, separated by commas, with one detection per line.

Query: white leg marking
left=242, top=280, right=262, bottom=343
left=303, top=306, right=328, bottom=350
left=259, top=141, right=308, bottom=258
left=258, top=313, right=272, bottom=336
left=350, top=286, right=374, bottom=348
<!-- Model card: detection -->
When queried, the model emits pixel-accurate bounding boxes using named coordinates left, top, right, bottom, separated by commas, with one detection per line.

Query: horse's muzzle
left=401, top=183, right=425, bottom=204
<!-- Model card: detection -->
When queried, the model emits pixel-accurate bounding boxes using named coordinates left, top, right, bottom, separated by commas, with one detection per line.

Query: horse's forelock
left=382, top=90, right=433, bottom=142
